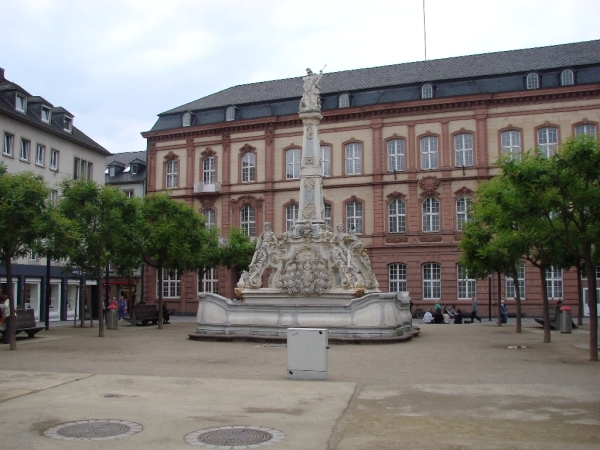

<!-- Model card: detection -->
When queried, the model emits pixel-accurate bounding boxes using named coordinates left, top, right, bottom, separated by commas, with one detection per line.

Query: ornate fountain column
left=297, top=111, right=325, bottom=224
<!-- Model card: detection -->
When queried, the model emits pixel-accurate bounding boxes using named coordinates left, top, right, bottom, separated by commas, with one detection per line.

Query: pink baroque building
left=142, top=40, right=600, bottom=317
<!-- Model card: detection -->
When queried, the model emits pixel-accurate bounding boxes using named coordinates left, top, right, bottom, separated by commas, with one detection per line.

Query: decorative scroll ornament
left=274, top=247, right=331, bottom=295
left=419, top=176, right=441, bottom=195
left=304, top=177, right=315, bottom=191
left=419, top=235, right=443, bottom=242
left=386, top=236, right=408, bottom=243
left=306, top=125, right=313, bottom=139
left=302, top=203, right=316, bottom=219
left=304, top=156, right=315, bottom=166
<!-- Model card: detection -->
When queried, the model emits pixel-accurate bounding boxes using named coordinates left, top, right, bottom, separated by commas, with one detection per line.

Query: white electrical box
left=286, top=328, right=328, bottom=380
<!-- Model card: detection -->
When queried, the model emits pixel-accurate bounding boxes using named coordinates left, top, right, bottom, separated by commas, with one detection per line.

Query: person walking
left=501, top=300, right=508, bottom=324
left=118, top=296, right=127, bottom=320
left=470, top=297, right=482, bottom=322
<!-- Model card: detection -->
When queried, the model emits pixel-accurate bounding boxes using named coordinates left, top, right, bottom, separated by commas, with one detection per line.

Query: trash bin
left=106, top=309, right=118, bottom=330
left=560, top=310, right=572, bottom=333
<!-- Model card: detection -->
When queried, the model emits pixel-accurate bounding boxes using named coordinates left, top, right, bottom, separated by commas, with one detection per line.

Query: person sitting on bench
left=162, top=303, right=170, bottom=324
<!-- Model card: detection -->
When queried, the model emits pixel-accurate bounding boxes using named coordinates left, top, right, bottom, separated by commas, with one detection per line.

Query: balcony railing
left=193, top=181, right=221, bottom=194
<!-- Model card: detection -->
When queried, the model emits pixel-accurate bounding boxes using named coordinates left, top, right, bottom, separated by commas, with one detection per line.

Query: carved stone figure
left=244, top=222, right=280, bottom=288
left=299, top=68, right=323, bottom=112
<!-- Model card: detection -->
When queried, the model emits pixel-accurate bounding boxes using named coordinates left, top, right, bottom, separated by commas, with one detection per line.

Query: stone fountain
left=192, top=69, right=416, bottom=342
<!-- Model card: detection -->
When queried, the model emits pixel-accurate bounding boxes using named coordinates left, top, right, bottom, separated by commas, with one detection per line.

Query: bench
left=534, top=307, right=578, bottom=330
left=124, top=304, right=159, bottom=326
left=0, top=309, right=44, bottom=338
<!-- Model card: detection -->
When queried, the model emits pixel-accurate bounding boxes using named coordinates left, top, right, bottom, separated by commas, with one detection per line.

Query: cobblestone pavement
left=0, top=317, right=598, bottom=449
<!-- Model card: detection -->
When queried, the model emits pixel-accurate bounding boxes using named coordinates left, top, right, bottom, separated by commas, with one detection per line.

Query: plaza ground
left=1, top=317, right=598, bottom=449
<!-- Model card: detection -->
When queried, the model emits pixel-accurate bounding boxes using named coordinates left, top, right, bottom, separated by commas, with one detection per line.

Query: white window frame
left=456, top=196, right=472, bottom=231
left=561, top=69, right=574, bottom=86
left=457, top=264, right=476, bottom=299
left=421, top=84, right=433, bottom=99
left=15, top=94, right=26, bottom=113
left=454, top=133, right=473, bottom=167
left=422, top=197, right=440, bottom=233
left=346, top=201, right=363, bottom=234
left=286, top=148, right=301, bottom=179
left=201, top=267, right=219, bottom=294
left=387, top=139, right=405, bottom=172
left=108, top=166, right=116, bottom=177
left=41, top=106, right=51, bottom=123
left=241, top=152, right=256, bottom=182
left=501, top=130, right=521, bottom=160
left=320, top=145, right=331, bottom=177
left=423, top=263, right=441, bottom=299
left=286, top=204, right=299, bottom=231
left=182, top=111, right=191, bottom=127
left=74, top=157, right=93, bottom=181
left=20, top=138, right=30, bottom=162
left=64, top=116, right=73, bottom=133
left=50, top=190, right=59, bottom=204
left=388, top=198, right=406, bottom=233
left=203, top=156, right=216, bottom=184
left=537, top=127, right=558, bottom=158
left=526, top=73, right=539, bottom=89
left=123, top=190, right=134, bottom=198
left=35, top=144, right=45, bottom=166
left=166, top=159, right=178, bottom=188
left=389, top=263, right=407, bottom=292
left=226, top=106, right=235, bottom=121
left=50, top=149, right=59, bottom=171
left=339, top=93, right=350, bottom=108
left=323, top=202, right=332, bottom=228
left=131, top=164, right=139, bottom=175
left=202, top=209, right=216, bottom=228
left=575, top=124, right=597, bottom=137
left=545, top=266, right=563, bottom=299
left=506, top=263, right=526, bottom=299
left=345, top=143, right=362, bottom=175
left=240, top=205, right=256, bottom=237
left=3, top=133, right=14, bottom=157
left=420, top=136, right=438, bottom=170
left=157, top=268, right=180, bottom=298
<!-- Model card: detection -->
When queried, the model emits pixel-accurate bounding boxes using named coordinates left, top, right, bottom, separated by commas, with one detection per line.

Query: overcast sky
left=2, top=0, right=599, bottom=154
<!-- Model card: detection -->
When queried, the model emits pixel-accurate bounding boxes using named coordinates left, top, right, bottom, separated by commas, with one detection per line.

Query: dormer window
left=561, top=69, right=574, bottom=86
left=16, top=94, right=26, bottom=113
left=64, top=116, right=73, bottom=132
left=41, top=106, right=51, bottom=123
left=421, top=84, right=433, bottom=99
left=131, top=164, right=138, bottom=175
left=526, top=73, right=539, bottom=89
left=339, top=93, right=350, bottom=108
left=109, top=166, right=117, bottom=177
left=226, top=106, right=235, bottom=121
left=182, top=111, right=191, bottom=127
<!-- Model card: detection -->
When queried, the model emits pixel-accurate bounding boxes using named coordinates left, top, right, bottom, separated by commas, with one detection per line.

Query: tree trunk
left=583, top=256, right=598, bottom=361
left=497, top=271, right=502, bottom=326
left=98, top=265, right=105, bottom=337
left=511, top=263, right=522, bottom=333
left=539, top=265, right=551, bottom=343
left=158, top=266, right=164, bottom=330
left=45, top=255, right=51, bottom=331
left=4, top=258, right=17, bottom=350
left=80, top=275, right=85, bottom=328
left=577, top=266, right=583, bottom=327
left=127, top=273, right=133, bottom=318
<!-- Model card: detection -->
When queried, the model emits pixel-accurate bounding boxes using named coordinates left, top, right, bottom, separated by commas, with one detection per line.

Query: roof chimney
left=0, top=68, right=4, bottom=81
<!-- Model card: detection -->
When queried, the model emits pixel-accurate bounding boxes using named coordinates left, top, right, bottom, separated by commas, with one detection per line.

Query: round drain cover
left=44, top=419, right=142, bottom=441
left=185, top=426, right=285, bottom=448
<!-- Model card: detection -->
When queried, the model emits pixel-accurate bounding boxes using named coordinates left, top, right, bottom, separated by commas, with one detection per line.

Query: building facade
left=1, top=67, right=111, bottom=321
left=142, top=40, right=600, bottom=317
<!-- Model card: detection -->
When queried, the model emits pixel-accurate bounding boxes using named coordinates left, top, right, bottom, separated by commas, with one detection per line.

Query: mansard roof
left=105, top=150, right=147, bottom=185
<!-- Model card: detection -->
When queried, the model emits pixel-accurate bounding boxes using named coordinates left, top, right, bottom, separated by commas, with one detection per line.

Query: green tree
left=219, top=227, right=254, bottom=272
left=0, top=169, right=49, bottom=349
left=140, top=193, right=214, bottom=329
left=59, top=180, right=129, bottom=337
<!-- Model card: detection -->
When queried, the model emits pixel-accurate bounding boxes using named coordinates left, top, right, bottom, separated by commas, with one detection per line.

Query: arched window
left=389, top=264, right=407, bottom=292
left=537, top=127, right=558, bottom=158
left=387, top=139, right=405, bottom=172
left=345, top=143, right=362, bottom=175
left=182, top=111, right=191, bottom=127
left=575, top=124, right=597, bottom=137
left=526, top=73, right=539, bottom=89
left=388, top=198, right=406, bottom=233
left=320, top=145, right=331, bottom=177
left=420, top=136, right=438, bottom=170
left=346, top=201, right=363, bottom=234
left=240, top=205, right=256, bottom=236
left=323, top=202, right=332, bottom=228
left=561, top=69, right=574, bottom=86
left=286, top=148, right=301, bottom=179
left=286, top=204, right=299, bottom=231
left=226, top=106, right=235, bottom=121
left=457, top=264, right=476, bottom=299
left=338, top=93, right=350, bottom=108
left=201, top=209, right=216, bottom=228
left=454, top=133, right=473, bottom=167
left=501, top=130, right=521, bottom=160
left=423, top=263, right=441, bottom=299
left=203, top=156, right=216, bottom=184
left=506, top=262, right=525, bottom=299
left=456, top=196, right=472, bottom=231
left=166, top=160, right=178, bottom=188
left=241, top=152, right=256, bottom=182
left=422, top=197, right=440, bottom=233
left=421, top=83, right=433, bottom=99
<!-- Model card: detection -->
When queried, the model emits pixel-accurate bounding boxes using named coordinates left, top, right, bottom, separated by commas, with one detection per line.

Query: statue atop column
left=299, top=68, right=323, bottom=112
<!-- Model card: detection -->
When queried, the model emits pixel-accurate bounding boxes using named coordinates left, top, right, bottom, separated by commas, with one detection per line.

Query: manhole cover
left=44, top=420, right=143, bottom=441
left=184, top=426, right=285, bottom=448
